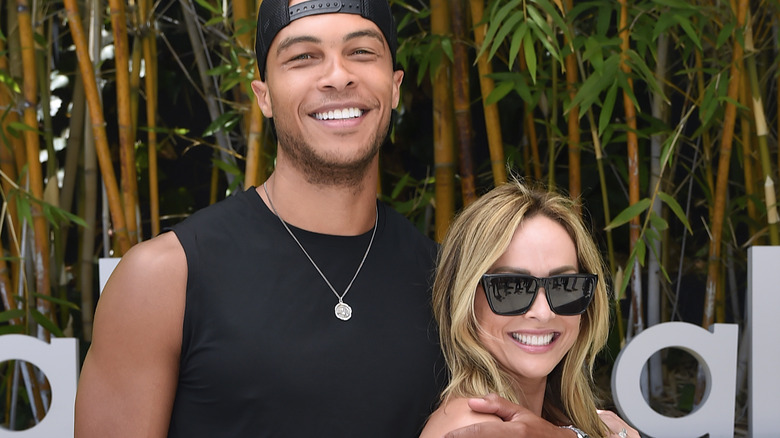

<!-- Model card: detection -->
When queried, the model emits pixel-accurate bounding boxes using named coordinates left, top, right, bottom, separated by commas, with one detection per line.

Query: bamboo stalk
left=547, top=60, right=558, bottom=190
left=450, top=0, right=476, bottom=205
left=431, top=0, right=455, bottom=242
left=469, top=0, right=506, bottom=187
left=63, top=0, right=132, bottom=255
left=108, top=0, right=141, bottom=245
left=180, top=0, right=237, bottom=188
left=81, top=106, right=99, bottom=342
left=244, top=82, right=266, bottom=189
left=139, top=0, right=161, bottom=235
left=518, top=53, right=541, bottom=181
left=562, top=0, right=580, bottom=201
left=692, top=12, right=716, bottom=224
left=738, top=59, right=757, bottom=238
left=0, top=34, right=24, bottom=279
left=38, top=23, right=56, bottom=181
left=60, top=73, right=86, bottom=246
left=234, top=0, right=265, bottom=190
left=17, top=0, right=54, bottom=343
left=647, top=31, right=669, bottom=398
left=618, top=0, right=643, bottom=338
left=699, top=0, right=748, bottom=403
left=744, top=12, right=779, bottom=244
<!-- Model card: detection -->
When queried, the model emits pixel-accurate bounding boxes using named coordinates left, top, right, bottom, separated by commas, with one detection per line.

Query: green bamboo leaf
left=658, top=191, right=693, bottom=233
left=605, top=198, right=651, bottom=231
left=617, top=70, right=640, bottom=110
left=699, top=77, right=721, bottom=126
left=652, top=10, right=677, bottom=40
left=30, top=309, right=64, bottom=338
left=0, top=325, right=25, bottom=335
left=652, top=0, right=699, bottom=9
left=648, top=210, right=669, bottom=232
left=645, top=226, right=661, bottom=244
left=9, top=121, right=38, bottom=133
left=673, top=15, right=702, bottom=51
left=524, top=34, right=537, bottom=83
left=32, top=293, right=80, bottom=311
left=41, top=200, right=88, bottom=228
left=569, top=55, right=618, bottom=113
left=415, top=44, right=430, bottom=85
left=527, top=8, right=562, bottom=63
left=618, top=253, right=636, bottom=298
left=0, top=309, right=25, bottom=323
left=207, top=64, right=233, bottom=76
left=596, top=2, right=613, bottom=37
left=479, top=0, right=523, bottom=60
left=202, top=111, right=239, bottom=137
left=212, top=157, right=243, bottom=177
left=534, top=0, right=571, bottom=42
left=486, top=80, right=515, bottom=105
left=635, top=238, right=646, bottom=266
left=583, top=37, right=604, bottom=73
left=659, top=129, right=677, bottom=169
left=0, top=70, right=21, bottom=93
left=204, top=17, right=223, bottom=27
left=425, top=47, right=443, bottom=84
left=627, top=51, right=664, bottom=97
left=194, top=0, right=221, bottom=15
left=441, top=37, right=454, bottom=62
left=599, top=82, right=618, bottom=135
left=391, top=173, right=411, bottom=199
left=14, top=191, right=34, bottom=228
left=491, top=12, right=525, bottom=61
left=716, top=22, right=735, bottom=49
left=507, top=22, right=528, bottom=68
left=526, top=4, right=551, bottom=39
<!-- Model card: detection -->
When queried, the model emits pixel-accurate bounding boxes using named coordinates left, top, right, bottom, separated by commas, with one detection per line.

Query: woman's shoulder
left=419, top=397, right=503, bottom=438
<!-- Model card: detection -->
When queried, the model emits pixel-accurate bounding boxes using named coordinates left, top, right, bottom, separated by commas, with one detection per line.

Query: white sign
left=611, top=245, right=779, bottom=437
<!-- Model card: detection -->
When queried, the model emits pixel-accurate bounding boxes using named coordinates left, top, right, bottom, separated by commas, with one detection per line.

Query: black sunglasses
left=480, top=273, right=597, bottom=316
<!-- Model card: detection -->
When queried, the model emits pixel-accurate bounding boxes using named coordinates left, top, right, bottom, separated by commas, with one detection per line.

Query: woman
left=420, top=180, right=637, bottom=437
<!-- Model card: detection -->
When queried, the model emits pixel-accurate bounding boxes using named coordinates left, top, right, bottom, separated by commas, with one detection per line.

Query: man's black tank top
left=168, top=188, right=444, bottom=437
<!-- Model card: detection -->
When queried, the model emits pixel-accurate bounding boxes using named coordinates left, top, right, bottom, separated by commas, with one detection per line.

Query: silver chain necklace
left=263, top=182, right=378, bottom=321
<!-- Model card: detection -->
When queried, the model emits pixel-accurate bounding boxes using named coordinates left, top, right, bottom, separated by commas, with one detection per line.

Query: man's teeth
left=512, top=333, right=554, bottom=346
left=314, top=108, right=363, bottom=120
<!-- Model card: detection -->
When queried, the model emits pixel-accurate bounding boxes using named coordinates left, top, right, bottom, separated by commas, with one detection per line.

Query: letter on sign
left=611, top=322, right=738, bottom=438
left=0, top=335, right=79, bottom=437
left=748, top=246, right=780, bottom=437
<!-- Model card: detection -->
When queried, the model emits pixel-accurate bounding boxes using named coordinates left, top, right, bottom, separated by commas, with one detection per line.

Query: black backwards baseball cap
left=255, top=0, right=398, bottom=80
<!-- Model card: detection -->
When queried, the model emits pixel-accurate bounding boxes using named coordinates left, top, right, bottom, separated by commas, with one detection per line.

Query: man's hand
left=597, top=409, right=639, bottom=437
left=443, top=394, right=575, bottom=438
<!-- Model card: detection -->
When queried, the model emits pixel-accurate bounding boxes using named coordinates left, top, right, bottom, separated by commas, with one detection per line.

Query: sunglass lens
left=547, top=275, right=595, bottom=315
left=485, top=275, right=536, bottom=315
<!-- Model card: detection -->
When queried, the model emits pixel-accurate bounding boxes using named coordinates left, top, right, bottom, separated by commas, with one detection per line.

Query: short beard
left=275, top=119, right=389, bottom=188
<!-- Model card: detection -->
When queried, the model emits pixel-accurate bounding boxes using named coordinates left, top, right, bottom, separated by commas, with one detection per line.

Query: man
left=74, top=0, right=580, bottom=436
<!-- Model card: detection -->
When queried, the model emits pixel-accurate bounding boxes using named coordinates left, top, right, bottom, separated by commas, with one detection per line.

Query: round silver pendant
left=335, top=302, right=352, bottom=321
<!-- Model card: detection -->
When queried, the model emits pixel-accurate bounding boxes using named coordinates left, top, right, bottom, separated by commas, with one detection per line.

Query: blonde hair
left=432, top=179, right=610, bottom=437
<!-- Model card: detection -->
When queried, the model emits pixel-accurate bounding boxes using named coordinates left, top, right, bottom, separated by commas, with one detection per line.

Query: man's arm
left=443, top=394, right=577, bottom=438
left=75, top=232, right=186, bottom=437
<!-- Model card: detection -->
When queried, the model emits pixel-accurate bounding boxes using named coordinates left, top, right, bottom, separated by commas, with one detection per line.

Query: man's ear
left=251, top=80, right=273, bottom=118
left=391, top=70, right=404, bottom=109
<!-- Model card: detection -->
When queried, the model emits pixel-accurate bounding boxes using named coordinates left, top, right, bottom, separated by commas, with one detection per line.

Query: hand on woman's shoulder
left=419, top=397, right=503, bottom=438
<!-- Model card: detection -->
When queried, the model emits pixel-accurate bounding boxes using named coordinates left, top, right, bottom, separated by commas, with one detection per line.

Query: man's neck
left=258, top=168, right=379, bottom=236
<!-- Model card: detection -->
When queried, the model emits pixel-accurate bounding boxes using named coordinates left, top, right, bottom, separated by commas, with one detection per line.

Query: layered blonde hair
left=432, top=179, right=610, bottom=437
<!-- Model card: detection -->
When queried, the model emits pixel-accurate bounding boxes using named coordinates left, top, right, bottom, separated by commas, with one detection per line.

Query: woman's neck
left=513, top=376, right=547, bottom=417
